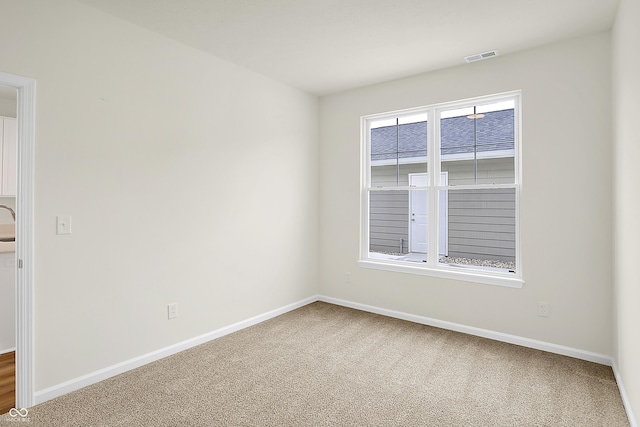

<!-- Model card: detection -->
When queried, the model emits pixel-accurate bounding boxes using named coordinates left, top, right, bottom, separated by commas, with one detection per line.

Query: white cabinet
left=0, top=116, right=16, bottom=196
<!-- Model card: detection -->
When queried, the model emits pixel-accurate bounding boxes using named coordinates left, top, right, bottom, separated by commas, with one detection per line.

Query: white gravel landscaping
left=439, top=256, right=515, bottom=271
left=372, top=251, right=516, bottom=272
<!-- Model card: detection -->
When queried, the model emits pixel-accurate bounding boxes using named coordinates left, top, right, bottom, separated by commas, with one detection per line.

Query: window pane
left=398, top=114, right=428, bottom=172
left=439, top=188, right=516, bottom=273
left=440, top=106, right=515, bottom=185
left=369, top=190, right=410, bottom=255
left=442, top=157, right=514, bottom=186
left=369, top=190, right=428, bottom=262
left=370, top=117, right=427, bottom=186
left=371, top=121, right=398, bottom=164
left=371, top=163, right=430, bottom=187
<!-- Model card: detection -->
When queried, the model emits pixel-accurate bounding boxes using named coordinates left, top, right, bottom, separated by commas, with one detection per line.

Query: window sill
left=357, top=259, right=524, bottom=288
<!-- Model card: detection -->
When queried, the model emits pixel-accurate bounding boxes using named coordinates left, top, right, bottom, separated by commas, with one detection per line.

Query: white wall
left=613, top=0, right=640, bottom=423
left=319, top=33, right=613, bottom=355
left=0, top=0, right=319, bottom=392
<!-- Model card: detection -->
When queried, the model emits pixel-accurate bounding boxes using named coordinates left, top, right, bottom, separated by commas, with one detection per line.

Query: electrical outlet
left=345, top=272, right=352, bottom=284
left=168, top=303, right=178, bottom=320
left=537, top=301, right=550, bottom=317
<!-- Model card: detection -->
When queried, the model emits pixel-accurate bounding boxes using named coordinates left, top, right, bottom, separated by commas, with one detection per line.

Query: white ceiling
left=76, top=0, right=620, bottom=96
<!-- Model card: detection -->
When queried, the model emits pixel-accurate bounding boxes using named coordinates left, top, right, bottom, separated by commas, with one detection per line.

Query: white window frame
left=358, top=91, right=523, bottom=288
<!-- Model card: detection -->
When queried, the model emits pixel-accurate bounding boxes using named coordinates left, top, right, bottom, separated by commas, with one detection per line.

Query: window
left=359, top=92, right=522, bottom=287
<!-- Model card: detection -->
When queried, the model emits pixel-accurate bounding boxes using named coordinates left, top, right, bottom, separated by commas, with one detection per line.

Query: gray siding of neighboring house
left=443, top=158, right=515, bottom=186
left=370, top=190, right=409, bottom=254
left=447, top=188, right=515, bottom=262
left=369, top=159, right=515, bottom=261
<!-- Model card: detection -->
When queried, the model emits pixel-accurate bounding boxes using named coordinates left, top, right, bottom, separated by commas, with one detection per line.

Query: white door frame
left=0, top=71, right=35, bottom=409
left=439, top=172, right=449, bottom=257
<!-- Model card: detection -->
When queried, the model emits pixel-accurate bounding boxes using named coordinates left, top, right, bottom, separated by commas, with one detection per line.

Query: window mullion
left=427, top=109, right=439, bottom=266
left=395, top=118, right=400, bottom=186
left=361, top=119, right=372, bottom=260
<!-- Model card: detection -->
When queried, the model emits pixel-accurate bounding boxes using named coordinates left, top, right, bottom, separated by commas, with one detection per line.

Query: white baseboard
left=320, top=296, right=639, bottom=427
left=34, top=295, right=318, bottom=405
left=33, top=294, right=636, bottom=427
left=612, top=360, right=638, bottom=427
left=318, top=296, right=640, bottom=424
left=318, top=296, right=612, bottom=365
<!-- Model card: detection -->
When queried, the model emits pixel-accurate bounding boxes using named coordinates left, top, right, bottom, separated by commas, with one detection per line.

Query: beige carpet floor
left=0, top=302, right=629, bottom=426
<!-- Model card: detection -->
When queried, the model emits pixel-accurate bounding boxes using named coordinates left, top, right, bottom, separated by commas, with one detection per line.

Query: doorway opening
left=0, top=84, right=17, bottom=415
left=0, top=72, right=35, bottom=411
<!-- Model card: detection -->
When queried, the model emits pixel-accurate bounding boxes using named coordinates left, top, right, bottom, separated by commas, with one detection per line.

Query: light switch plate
left=56, top=215, right=71, bottom=235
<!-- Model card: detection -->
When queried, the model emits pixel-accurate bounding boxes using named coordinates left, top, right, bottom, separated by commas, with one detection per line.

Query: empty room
left=0, top=0, right=638, bottom=425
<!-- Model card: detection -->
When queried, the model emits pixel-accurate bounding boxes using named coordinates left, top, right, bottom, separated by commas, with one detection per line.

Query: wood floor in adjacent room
left=0, top=351, right=15, bottom=415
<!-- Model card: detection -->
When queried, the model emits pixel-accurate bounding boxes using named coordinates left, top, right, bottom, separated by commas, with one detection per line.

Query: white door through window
left=409, top=173, right=448, bottom=255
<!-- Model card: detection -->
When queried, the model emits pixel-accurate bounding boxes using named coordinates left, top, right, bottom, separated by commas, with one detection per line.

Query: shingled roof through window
left=371, top=109, right=514, bottom=162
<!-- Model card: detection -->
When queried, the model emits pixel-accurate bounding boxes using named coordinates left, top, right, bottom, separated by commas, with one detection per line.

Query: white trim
left=367, top=183, right=517, bottom=192
left=370, top=149, right=515, bottom=167
left=324, top=291, right=632, bottom=427
left=34, top=296, right=318, bottom=405
left=514, top=94, right=523, bottom=283
left=357, top=259, right=524, bottom=288
left=318, top=296, right=610, bottom=365
left=612, top=360, right=639, bottom=427
left=0, top=71, right=36, bottom=410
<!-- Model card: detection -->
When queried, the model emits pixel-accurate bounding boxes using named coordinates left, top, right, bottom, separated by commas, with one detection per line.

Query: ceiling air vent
left=464, top=50, right=499, bottom=63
